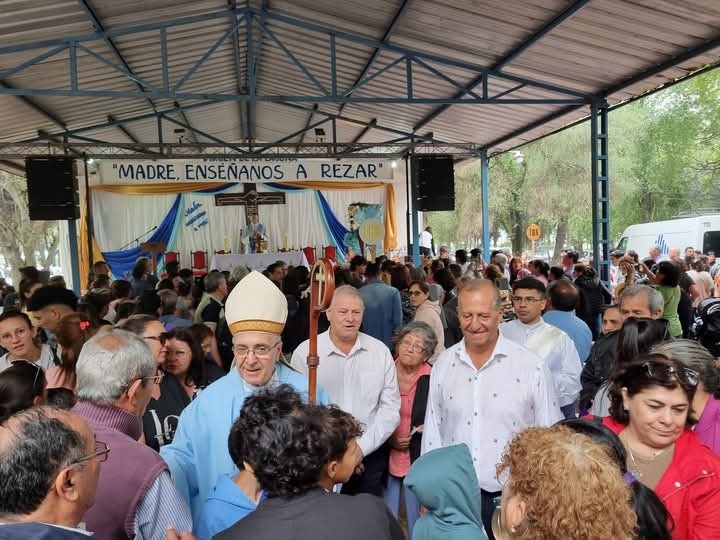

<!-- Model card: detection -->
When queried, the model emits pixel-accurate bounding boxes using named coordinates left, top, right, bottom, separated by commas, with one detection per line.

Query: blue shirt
left=160, top=363, right=329, bottom=528
left=195, top=473, right=262, bottom=540
left=358, top=279, right=402, bottom=349
left=543, top=311, right=592, bottom=363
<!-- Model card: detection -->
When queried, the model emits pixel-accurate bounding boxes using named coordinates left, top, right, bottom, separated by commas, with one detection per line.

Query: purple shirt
left=695, top=396, right=720, bottom=456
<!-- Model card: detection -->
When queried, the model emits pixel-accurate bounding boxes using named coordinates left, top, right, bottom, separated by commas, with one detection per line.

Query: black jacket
left=579, top=331, right=619, bottom=408
left=409, top=373, right=430, bottom=464
left=216, top=487, right=404, bottom=540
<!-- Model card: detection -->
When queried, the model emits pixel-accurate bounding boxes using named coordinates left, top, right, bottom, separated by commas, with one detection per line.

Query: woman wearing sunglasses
left=603, top=353, right=720, bottom=539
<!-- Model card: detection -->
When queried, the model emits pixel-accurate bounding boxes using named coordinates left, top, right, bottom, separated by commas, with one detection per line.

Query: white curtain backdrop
left=91, top=184, right=390, bottom=266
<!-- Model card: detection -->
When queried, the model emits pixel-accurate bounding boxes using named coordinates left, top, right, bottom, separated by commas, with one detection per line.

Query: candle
left=224, top=237, right=229, bottom=252
left=284, top=234, right=288, bottom=251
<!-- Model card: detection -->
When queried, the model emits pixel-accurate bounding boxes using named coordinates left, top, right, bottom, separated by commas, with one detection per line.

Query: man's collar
left=325, top=330, right=367, bottom=357
left=458, top=332, right=509, bottom=370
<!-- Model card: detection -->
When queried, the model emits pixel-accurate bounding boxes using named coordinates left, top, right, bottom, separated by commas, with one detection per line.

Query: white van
left=617, top=214, right=720, bottom=257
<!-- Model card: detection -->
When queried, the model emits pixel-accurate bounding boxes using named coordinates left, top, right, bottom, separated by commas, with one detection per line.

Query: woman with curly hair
left=492, top=425, right=636, bottom=540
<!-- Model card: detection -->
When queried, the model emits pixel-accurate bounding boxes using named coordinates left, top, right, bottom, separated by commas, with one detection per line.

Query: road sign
left=526, top=224, right=541, bottom=241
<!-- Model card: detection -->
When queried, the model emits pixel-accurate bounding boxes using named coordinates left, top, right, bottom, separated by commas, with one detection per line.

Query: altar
left=209, top=252, right=309, bottom=273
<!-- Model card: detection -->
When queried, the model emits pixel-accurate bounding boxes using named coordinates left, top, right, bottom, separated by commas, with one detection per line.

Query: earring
left=511, top=525, right=517, bottom=533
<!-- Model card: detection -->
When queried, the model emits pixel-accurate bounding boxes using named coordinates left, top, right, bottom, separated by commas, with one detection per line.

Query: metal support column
left=590, top=99, right=610, bottom=284
left=405, top=155, right=412, bottom=261
left=409, top=154, right=420, bottom=266
left=480, top=149, right=490, bottom=264
left=83, top=156, right=94, bottom=270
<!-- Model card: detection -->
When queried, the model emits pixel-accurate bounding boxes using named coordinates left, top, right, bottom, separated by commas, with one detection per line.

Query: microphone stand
left=119, top=226, right=158, bottom=250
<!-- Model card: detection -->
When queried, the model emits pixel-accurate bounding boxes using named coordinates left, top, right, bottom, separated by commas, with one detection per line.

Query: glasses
left=144, top=334, right=167, bottom=345
left=142, top=371, right=165, bottom=385
left=399, top=340, right=426, bottom=354
left=71, top=440, right=110, bottom=466
left=409, top=290, right=425, bottom=297
left=233, top=342, right=280, bottom=359
left=0, top=326, right=29, bottom=341
left=642, top=361, right=698, bottom=387
left=510, top=295, right=543, bottom=305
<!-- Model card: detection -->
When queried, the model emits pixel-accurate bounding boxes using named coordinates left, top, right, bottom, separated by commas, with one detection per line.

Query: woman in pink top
left=652, top=339, right=720, bottom=455
left=385, top=321, right=436, bottom=538
left=45, top=312, right=98, bottom=391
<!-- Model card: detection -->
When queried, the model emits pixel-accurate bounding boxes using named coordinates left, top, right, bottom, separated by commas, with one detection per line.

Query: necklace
left=621, top=431, right=666, bottom=479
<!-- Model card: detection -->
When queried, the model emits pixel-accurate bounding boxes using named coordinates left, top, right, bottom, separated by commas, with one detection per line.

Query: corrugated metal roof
left=0, top=0, right=718, bottom=166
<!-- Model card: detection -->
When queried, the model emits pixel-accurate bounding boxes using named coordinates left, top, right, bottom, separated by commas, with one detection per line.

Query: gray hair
left=619, top=284, right=664, bottom=315
left=229, top=265, right=250, bottom=287
left=409, top=267, right=427, bottom=282
left=329, top=285, right=364, bottom=310
left=458, top=278, right=502, bottom=310
left=204, top=271, right=226, bottom=293
left=0, top=408, right=86, bottom=516
left=651, top=339, right=720, bottom=395
left=493, top=253, right=508, bottom=267
left=158, top=289, right=178, bottom=315
left=76, top=329, right=156, bottom=405
left=395, top=321, right=438, bottom=359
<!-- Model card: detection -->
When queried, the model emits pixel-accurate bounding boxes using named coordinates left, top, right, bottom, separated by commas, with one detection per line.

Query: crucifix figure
left=214, top=183, right=286, bottom=253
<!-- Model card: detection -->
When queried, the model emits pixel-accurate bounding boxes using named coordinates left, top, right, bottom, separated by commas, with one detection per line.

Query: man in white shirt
left=0, top=311, right=56, bottom=372
left=500, top=277, right=582, bottom=419
left=418, top=227, right=434, bottom=257
left=291, top=285, right=400, bottom=496
left=421, top=279, right=560, bottom=540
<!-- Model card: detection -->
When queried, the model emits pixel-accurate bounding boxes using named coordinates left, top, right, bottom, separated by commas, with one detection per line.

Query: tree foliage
left=427, top=68, right=720, bottom=256
left=0, top=171, right=59, bottom=283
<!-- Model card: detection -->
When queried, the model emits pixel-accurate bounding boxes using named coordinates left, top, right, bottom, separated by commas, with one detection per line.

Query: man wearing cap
left=161, top=271, right=329, bottom=525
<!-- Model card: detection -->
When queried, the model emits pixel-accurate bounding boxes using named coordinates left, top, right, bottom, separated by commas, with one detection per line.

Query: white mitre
left=225, top=271, right=288, bottom=335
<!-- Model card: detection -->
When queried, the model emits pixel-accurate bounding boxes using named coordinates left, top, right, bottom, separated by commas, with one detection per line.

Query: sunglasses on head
left=641, top=361, right=699, bottom=387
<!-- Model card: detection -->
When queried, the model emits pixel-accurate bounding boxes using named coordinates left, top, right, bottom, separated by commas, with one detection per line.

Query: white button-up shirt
left=500, top=319, right=582, bottom=407
left=421, top=334, right=561, bottom=492
left=291, top=330, right=400, bottom=456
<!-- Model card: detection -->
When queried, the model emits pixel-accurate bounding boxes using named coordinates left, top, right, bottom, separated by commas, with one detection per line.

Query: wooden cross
left=214, top=183, right=286, bottom=220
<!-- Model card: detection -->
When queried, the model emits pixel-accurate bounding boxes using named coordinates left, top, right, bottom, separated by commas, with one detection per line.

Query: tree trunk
left=510, top=209, right=524, bottom=256
left=552, top=217, right=568, bottom=264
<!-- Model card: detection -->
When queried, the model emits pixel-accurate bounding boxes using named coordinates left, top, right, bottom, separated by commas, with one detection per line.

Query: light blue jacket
left=160, top=363, right=328, bottom=528
left=405, top=444, right=487, bottom=540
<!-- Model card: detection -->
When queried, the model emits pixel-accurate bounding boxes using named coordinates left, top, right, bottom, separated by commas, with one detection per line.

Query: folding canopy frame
left=1, top=0, right=719, bottom=287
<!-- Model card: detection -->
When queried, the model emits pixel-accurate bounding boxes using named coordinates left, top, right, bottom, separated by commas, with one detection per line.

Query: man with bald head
left=421, top=279, right=560, bottom=540
left=543, top=279, right=592, bottom=363
left=291, top=285, right=400, bottom=496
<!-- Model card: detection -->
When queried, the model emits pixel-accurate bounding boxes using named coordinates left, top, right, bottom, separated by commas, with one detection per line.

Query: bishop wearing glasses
left=161, top=271, right=329, bottom=526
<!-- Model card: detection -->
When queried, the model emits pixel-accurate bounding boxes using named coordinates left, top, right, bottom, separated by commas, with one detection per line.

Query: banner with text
left=96, top=158, right=394, bottom=184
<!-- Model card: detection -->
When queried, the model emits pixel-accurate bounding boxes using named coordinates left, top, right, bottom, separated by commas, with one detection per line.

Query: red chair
left=191, top=250, right=208, bottom=276
left=324, top=246, right=336, bottom=262
left=165, top=251, right=179, bottom=264
left=302, top=247, right=316, bottom=266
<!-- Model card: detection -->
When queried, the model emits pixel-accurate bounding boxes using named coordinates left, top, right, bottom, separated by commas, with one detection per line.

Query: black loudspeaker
left=26, top=157, right=80, bottom=220
left=414, top=156, right=455, bottom=211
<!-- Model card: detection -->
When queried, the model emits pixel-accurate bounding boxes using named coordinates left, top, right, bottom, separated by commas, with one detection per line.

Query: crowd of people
left=0, top=241, right=719, bottom=540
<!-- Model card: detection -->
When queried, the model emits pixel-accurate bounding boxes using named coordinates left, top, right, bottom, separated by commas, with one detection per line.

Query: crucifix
left=214, top=183, right=286, bottom=253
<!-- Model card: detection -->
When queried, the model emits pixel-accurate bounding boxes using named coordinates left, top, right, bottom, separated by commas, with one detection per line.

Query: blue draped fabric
left=102, top=194, right=183, bottom=279
left=265, top=182, right=349, bottom=261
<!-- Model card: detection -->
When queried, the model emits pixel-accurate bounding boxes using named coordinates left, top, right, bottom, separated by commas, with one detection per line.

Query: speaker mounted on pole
left=412, top=155, right=455, bottom=212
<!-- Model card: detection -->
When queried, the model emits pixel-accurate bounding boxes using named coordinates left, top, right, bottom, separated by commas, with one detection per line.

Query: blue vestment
left=160, top=363, right=328, bottom=526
